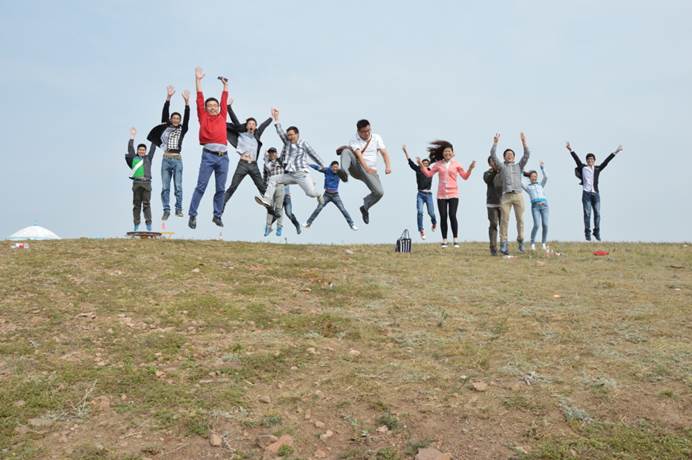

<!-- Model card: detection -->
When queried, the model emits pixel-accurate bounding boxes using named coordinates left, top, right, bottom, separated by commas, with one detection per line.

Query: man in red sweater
left=188, top=66, right=230, bottom=229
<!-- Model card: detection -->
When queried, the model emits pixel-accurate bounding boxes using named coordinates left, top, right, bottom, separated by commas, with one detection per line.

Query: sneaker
left=276, top=227, right=283, bottom=237
left=337, top=169, right=348, bottom=182
left=212, top=216, right=223, bottom=227
left=360, top=206, right=369, bottom=224
left=303, top=223, right=311, bottom=229
left=531, top=243, right=536, bottom=251
left=441, top=241, right=448, bottom=248
left=188, top=216, right=196, bottom=229
left=255, top=195, right=271, bottom=208
left=175, top=209, right=184, bottom=218
left=162, top=210, right=170, bottom=221
left=500, top=241, right=509, bottom=255
left=350, top=224, right=359, bottom=231
left=432, top=223, right=437, bottom=232
left=264, top=225, right=272, bottom=237
left=295, top=224, right=302, bottom=235
left=146, top=223, right=152, bottom=232
left=453, top=241, right=460, bottom=248
left=420, top=230, right=426, bottom=240
left=542, top=243, right=549, bottom=251
left=585, top=231, right=592, bottom=241
left=490, top=248, right=498, bottom=256
left=593, top=232, right=601, bottom=241
left=586, top=235, right=592, bottom=241
left=518, top=241, right=525, bottom=253
left=133, top=224, right=140, bottom=232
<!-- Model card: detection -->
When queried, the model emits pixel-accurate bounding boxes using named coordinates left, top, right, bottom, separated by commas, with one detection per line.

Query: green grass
left=0, top=240, right=690, bottom=459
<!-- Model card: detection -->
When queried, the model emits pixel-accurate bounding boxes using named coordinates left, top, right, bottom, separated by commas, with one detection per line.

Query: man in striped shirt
left=255, top=108, right=325, bottom=214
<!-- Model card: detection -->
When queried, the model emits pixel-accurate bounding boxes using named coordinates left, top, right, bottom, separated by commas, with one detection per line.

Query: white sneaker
left=453, top=240, right=460, bottom=248
left=420, top=230, right=426, bottom=240
left=255, top=195, right=271, bottom=207
left=303, top=223, right=311, bottom=229
left=542, top=243, right=548, bottom=251
left=441, top=241, right=448, bottom=248
left=350, top=224, right=359, bottom=231
left=531, top=243, right=536, bottom=251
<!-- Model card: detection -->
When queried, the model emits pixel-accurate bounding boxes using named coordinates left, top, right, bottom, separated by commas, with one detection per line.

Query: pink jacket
left=421, top=159, right=472, bottom=199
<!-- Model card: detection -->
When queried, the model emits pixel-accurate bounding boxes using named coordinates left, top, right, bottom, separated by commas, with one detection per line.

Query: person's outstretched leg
left=437, top=199, right=449, bottom=241
left=161, top=159, right=173, bottom=215
left=340, top=148, right=364, bottom=181
left=488, top=207, right=500, bottom=255
left=188, top=152, right=214, bottom=220
left=361, top=171, right=384, bottom=211
left=424, top=192, right=437, bottom=228
left=142, top=183, right=152, bottom=231
left=173, top=158, right=184, bottom=215
left=223, top=162, right=248, bottom=212
left=212, top=155, right=230, bottom=221
left=448, top=198, right=459, bottom=240
left=592, top=193, right=601, bottom=240
left=283, top=194, right=301, bottom=233
left=530, top=205, right=540, bottom=245
left=294, top=171, right=320, bottom=198
left=514, top=194, right=525, bottom=248
left=416, top=192, right=425, bottom=233
left=541, top=205, right=549, bottom=245
left=582, top=191, right=592, bottom=240
left=499, top=194, right=511, bottom=253
left=306, top=195, right=328, bottom=226
left=248, top=163, right=267, bottom=195
left=332, top=193, right=355, bottom=227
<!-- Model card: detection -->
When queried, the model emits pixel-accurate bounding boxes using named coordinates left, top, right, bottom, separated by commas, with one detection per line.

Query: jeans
left=223, top=160, right=266, bottom=213
left=437, top=198, right=459, bottom=239
left=340, top=148, right=384, bottom=210
left=530, top=202, right=549, bottom=244
left=582, top=191, right=601, bottom=237
left=416, top=191, right=437, bottom=231
left=188, top=150, right=230, bottom=218
left=132, top=181, right=152, bottom=225
left=262, top=170, right=320, bottom=205
left=487, top=206, right=501, bottom=252
left=500, top=191, right=525, bottom=242
left=307, top=191, right=354, bottom=226
left=266, top=184, right=285, bottom=227
left=283, top=192, right=301, bottom=230
left=161, top=157, right=183, bottom=212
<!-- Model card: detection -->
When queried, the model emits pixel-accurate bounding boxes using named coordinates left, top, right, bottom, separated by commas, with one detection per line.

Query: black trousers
left=437, top=198, right=459, bottom=239
left=132, top=181, right=152, bottom=225
left=223, top=161, right=266, bottom=212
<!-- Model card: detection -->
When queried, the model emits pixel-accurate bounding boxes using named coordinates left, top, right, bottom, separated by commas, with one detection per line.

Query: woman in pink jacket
left=418, top=140, right=476, bottom=248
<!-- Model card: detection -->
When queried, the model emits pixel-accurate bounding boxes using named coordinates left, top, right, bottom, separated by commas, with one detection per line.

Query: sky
left=1, top=0, right=691, bottom=243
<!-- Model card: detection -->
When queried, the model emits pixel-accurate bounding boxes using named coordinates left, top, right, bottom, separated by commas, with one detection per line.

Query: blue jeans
left=530, top=202, right=549, bottom=244
left=188, top=150, right=229, bottom=218
left=582, top=191, right=600, bottom=237
left=161, top=157, right=183, bottom=212
left=416, top=191, right=437, bottom=231
left=307, top=191, right=354, bottom=226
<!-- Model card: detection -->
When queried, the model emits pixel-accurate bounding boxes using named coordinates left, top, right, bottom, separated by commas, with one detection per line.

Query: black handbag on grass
left=395, top=229, right=412, bottom=253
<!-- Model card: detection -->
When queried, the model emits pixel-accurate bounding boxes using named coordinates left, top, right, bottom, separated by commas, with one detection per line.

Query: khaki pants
left=500, top=192, right=525, bottom=242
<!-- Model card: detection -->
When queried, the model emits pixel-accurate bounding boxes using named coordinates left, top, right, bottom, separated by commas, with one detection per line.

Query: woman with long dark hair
left=418, top=140, right=476, bottom=248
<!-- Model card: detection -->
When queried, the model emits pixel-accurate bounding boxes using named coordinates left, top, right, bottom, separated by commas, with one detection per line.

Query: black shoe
left=360, top=206, right=369, bottom=225
left=175, top=209, right=184, bottom=217
left=585, top=234, right=592, bottom=241
left=337, top=169, right=348, bottom=182
left=188, top=216, right=197, bottom=229
left=162, top=210, right=170, bottom=221
left=212, top=216, right=223, bottom=227
left=593, top=232, right=601, bottom=241
left=490, top=249, right=498, bottom=256
left=296, top=224, right=302, bottom=235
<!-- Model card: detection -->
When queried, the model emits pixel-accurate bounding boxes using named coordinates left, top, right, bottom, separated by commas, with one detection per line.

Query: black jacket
left=483, top=169, right=503, bottom=206
left=570, top=151, right=616, bottom=193
left=226, top=105, right=272, bottom=156
left=125, top=139, right=156, bottom=181
left=147, top=100, right=190, bottom=153
left=407, top=158, right=433, bottom=191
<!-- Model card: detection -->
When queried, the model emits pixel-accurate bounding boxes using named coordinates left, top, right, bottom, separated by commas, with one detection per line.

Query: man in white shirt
left=338, top=119, right=392, bottom=224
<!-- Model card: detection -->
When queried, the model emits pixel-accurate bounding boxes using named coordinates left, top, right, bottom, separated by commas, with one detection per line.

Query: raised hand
left=271, top=107, right=280, bottom=122
left=385, top=166, right=392, bottom=175
left=540, top=160, right=544, bottom=168
left=195, top=67, right=205, bottom=80
left=493, top=132, right=501, bottom=144
left=166, top=85, right=175, bottom=99
left=130, top=127, right=137, bottom=139
left=181, top=89, right=190, bottom=103
left=416, top=156, right=422, bottom=166
left=520, top=132, right=527, bottom=144
left=615, top=144, right=623, bottom=153
left=228, top=96, right=234, bottom=106
left=469, top=160, right=477, bottom=170
left=566, top=141, right=572, bottom=152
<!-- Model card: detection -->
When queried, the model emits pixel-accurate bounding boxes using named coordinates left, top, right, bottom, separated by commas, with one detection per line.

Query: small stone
left=28, top=416, right=54, bottom=428
left=319, top=430, right=334, bottom=440
left=120, top=394, right=128, bottom=401
left=259, top=395, right=271, bottom=404
left=192, top=268, right=201, bottom=273
left=345, top=249, right=354, bottom=255
left=376, top=425, right=389, bottom=434
left=553, top=294, right=561, bottom=299
left=265, top=434, right=294, bottom=455
left=307, top=347, right=317, bottom=355
left=92, top=396, right=111, bottom=411
left=313, top=420, right=325, bottom=428
left=348, top=349, right=361, bottom=357
left=471, top=381, right=488, bottom=392
left=415, top=447, right=453, bottom=460
left=155, top=370, right=165, bottom=378
left=314, top=449, right=328, bottom=458
left=256, top=434, right=278, bottom=448
left=209, top=433, right=222, bottom=447
left=14, top=400, right=25, bottom=407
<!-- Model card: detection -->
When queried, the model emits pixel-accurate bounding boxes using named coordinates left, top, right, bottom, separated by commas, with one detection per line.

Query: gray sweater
left=490, top=143, right=530, bottom=194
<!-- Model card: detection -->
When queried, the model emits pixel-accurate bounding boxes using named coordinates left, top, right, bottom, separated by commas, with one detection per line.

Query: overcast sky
left=1, top=0, right=690, bottom=243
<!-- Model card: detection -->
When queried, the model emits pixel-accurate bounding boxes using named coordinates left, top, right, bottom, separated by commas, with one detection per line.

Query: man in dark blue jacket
left=305, top=162, right=358, bottom=231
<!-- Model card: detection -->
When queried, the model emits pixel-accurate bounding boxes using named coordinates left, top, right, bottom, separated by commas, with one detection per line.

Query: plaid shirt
left=165, top=127, right=183, bottom=152
left=275, top=123, right=324, bottom=172
left=263, top=153, right=284, bottom=187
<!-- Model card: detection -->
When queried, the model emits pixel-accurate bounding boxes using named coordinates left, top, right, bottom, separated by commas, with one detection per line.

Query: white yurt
left=8, top=225, right=61, bottom=241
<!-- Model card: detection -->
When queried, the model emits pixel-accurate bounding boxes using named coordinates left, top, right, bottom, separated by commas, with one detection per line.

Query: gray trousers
left=340, top=148, right=384, bottom=211
left=262, top=170, right=320, bottom=206
left=132, top=181, right=152, bottom=225
left=266, top=184, right=285, bottom=227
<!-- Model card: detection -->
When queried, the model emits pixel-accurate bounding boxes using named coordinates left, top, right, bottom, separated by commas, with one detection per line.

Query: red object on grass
left=593, top=250, right=609, bottom=256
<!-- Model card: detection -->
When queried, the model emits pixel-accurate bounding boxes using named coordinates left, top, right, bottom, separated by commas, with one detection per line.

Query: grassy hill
left=0, top=240, right=690, bottom=459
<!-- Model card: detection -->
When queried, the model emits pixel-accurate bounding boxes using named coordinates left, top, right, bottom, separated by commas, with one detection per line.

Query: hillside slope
left=1, top=240, right=690, bottom=459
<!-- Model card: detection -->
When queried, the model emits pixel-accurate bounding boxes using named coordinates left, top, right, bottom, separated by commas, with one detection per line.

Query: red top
left=196, top=90, right=228, bottom=146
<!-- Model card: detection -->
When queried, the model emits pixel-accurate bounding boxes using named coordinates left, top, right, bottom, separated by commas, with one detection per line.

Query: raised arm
left=181, top=90, right=190, bottom=132
left=256, top=114, right=273, bottom=137
left=598, top=145, right=622, bottom=171
left=195, top=67, right=205, bottom=119
left=220, top=78, right=228, bottom=118
left=458, top=161, right=476, bottom=180
left=309, top=164, right=325, bottom=173
left=227, top=100, right=242, bottom=126
left=566, top=142, right=583, bottom=168
left=304, top=142, right=325, bottom=168
left=540, top=162, right=547, bottom=187
left=127, top=127, right=136, bottom=157
left=490, top=132, right=501, bottom=167
left=272, top=108, right=289, bottom=145
left=162, top=85, right=175, bottom=122
left=403, top=145, right=419, bottom=172
left=518, top=132, right=530, bottom=169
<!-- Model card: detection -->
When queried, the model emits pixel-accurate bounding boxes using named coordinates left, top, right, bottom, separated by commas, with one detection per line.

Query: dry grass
left=0, top=240, right=690, bottom=459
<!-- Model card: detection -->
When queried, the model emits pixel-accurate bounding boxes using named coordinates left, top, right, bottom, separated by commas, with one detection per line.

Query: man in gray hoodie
left=490, top=132, right=530, bottom=255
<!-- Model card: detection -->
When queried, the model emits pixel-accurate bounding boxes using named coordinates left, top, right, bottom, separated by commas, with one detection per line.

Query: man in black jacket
left=484, top=156, right=503, bottom=255
left=222, top=99, right=273, bottom=215
left=566, top=142, right=623, bottom=241
left=147, top=85, right=190, bottom=220
left=126, top=128, right=157, bottom=232
left=402, top=145, right=436, bottom=240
